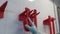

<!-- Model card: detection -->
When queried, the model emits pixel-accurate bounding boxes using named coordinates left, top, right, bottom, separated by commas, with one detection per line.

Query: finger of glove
left=28, top=18, right=34, bottom=26
left=25, top=24, right=31, bottom=30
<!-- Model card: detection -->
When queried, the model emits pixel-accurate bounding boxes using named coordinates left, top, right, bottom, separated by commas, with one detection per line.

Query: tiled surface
left=0, top=0, right=55, bottom=34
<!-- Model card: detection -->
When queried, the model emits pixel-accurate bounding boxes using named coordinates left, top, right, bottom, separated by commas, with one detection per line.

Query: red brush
left=0, top=1, right=8, bottom=18
left=43, top=16, right=55, bottom=34
left=19, top=7, right=40, bottom=31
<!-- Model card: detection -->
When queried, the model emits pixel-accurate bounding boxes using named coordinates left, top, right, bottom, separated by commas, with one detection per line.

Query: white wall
left=0, top=0, right=55, bottom=34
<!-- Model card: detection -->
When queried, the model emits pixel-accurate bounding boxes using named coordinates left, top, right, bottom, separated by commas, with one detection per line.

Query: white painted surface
left=0, top=0, right=55, bottom=34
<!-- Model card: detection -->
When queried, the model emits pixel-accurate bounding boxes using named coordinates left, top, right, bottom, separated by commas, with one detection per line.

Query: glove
left=25, top=18, right=47, bottom=34
left=25, top=18, right=37, bottom=34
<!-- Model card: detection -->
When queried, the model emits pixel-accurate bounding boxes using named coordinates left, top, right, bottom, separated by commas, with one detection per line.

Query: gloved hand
left=25, top=18, right=37, bottom=34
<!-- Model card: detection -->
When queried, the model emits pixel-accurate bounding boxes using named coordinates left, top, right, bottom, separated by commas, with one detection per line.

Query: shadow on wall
left=50, top=0, right=60, bottom=7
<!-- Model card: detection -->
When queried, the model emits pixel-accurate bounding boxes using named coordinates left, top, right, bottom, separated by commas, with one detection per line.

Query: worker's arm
left=25, top=18, right=46, bottom=34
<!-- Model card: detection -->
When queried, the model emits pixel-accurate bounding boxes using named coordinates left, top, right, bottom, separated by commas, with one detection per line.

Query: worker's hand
left=25, top=18, right=37, bottom=34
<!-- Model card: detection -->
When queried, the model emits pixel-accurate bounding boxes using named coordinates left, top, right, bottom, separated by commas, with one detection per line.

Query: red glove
left=19, top=7, right=40, bottom=31
left=0, top=1, right=8, bottom=18
left=43, top=16, right=55, bottom=34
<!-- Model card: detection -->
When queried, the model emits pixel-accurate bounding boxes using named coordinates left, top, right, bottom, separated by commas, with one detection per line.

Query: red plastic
left=0, top=1, right=8, bottom=18
left=19, top=7, right=40, bottom=31
left=43, top=16, right=55, bottom=34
